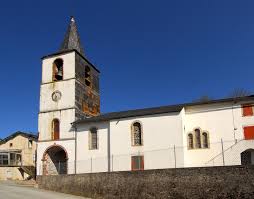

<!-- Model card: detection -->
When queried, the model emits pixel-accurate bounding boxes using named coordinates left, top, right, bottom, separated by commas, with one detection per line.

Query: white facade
left=70, top=101, right=254, bottom=173
left=36, top=18, right=254, bottom=176
left=37, top=52, right=77, bottom=175
left=37, top=92, right=254, bottom=175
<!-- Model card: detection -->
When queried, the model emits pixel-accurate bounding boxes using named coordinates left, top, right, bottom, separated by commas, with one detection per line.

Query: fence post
left=111, top=155, right=113, bottom=172
left=90, top=158, right=93, bottom=173
left=173, top=145, right=176, bottom=168
left=221, top=138, right=225, bottom=166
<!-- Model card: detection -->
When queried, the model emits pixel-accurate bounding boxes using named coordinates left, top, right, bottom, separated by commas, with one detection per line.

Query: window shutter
left=141, top=156, right=144, bottom=170
left=244, top=126, right=254, bottom=140
left=242, top=104, right=253, bottom=116
left=131, top=156, right=144, bottom=171
left=131, top=156, right=138, bottom=171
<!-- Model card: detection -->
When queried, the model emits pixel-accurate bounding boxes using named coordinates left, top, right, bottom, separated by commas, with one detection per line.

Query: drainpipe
left=231, top=101, right=237, bottom=143
left=107, top=123, right=111, bottom=172
left=73, top=122, right=77, bottom=174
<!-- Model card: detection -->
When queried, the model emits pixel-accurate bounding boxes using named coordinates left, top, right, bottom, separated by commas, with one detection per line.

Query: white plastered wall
left=41, top=52, right=75, bottom=84
left=38, top=109, right=75, bottom=140
left=40, top=79, right=75, bottom=112
left=36, top=140, right=76, bottom=175
left=109, top=113, right=183, bottom=171
left=183, top=101, right=254, bottom=167
left=76, top=122, right=109, bottom=173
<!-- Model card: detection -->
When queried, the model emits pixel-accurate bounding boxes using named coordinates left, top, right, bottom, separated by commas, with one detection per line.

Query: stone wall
left=0, top=167, right=28, bottom=180
left=37, top=166, right=254, bottom=199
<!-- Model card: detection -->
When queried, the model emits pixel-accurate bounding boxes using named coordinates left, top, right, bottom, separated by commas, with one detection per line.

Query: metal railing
left=38, top=138, right=254, bottom=175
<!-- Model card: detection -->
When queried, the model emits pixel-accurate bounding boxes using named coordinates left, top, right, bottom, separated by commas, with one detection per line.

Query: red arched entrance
left=42, top=145, right=68, bottom=175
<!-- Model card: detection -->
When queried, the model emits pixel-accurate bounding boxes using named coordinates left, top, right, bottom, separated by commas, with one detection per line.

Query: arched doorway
left=241, top=149, right=254, bottom=165
left=42, top=145, right=68, bottom=175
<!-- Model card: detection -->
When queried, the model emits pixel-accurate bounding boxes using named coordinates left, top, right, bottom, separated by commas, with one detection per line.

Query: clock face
left=52, top=91, right=62, bottom=102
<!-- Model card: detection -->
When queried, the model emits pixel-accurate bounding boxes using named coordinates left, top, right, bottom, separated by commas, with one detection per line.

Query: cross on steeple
left=60, top=16, right=85, bottom=56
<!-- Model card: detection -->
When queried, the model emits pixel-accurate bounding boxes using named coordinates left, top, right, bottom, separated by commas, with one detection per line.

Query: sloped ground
left=0, top=180, right=89, bottom=199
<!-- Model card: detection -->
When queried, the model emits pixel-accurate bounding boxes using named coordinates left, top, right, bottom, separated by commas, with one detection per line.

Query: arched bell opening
left=42, top=145, right=68, bottom=175
left=53, top=58, right=64, bottom=81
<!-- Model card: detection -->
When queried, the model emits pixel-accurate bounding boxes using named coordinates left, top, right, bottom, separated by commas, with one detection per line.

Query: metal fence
left=38, top=139, right=254, bottom=175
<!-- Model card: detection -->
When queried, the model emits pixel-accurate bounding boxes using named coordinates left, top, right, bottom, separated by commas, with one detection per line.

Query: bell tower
left=38, top=17, right=100, bottom=141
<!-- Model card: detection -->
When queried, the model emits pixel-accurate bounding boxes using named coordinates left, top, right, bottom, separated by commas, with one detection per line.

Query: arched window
left=194, top=129, right=201, bottom=148
left=52, top=119, right=60, bottom=140
left=188, top=133, right=194, bottom=149
left=202, top=132, right=209, bottom=148
left=89, top=127, right=98, bottom=150
left=53, top=59, right=63, bottom=81
left=85, top=66, right=91, bottom=87
left=132, top=122, right=143, bottom=146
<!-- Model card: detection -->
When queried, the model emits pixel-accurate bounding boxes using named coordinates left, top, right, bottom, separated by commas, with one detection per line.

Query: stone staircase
left=19, top=166, right=36, bottom=180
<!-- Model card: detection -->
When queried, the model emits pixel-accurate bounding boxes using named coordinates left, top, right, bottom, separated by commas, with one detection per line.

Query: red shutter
left=141, top=156, right=144, bottom=170
left=53, top=120, right=60, bottom=140
left=244, top=126, right=254, bottom=140
left=131, top=156, right=135, bottom=171
left=242, top=104, right=253, bottom=116
left=131, top=156, right=144, bottom=171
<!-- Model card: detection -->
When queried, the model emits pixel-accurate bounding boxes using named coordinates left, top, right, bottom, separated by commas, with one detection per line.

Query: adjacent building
left=36, top=17, right=254, bottom=176
left=0, top=132, right=37, bottom=180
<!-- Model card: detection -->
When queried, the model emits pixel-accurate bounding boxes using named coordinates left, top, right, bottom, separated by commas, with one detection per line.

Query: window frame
left=131, top=121, right=143, bottom=147
left=131, top=155, right=144, bottom=171
left=194, top=128, right=201, bottom=149
left=243, top=125, right=254, bottom=140
left=242, top=104, right=253, bottom=117
left=52, top=118, right=60, bottom=140
left=187, top=128, right=210, bottom=150
left=28, top=139, right=33, bottom=149
left=89, top=127, right=98, bottom=150
left=52, top=58, right=64, bottom=82
left=202, top=132, right=209, bottom=148
left=85, top=66, right=92, bottom=87
left=187, top=133, right=194, bottom=149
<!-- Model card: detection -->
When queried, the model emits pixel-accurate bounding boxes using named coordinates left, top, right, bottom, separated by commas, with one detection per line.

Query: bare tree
left=228, top=88, right=252, bottom=98
left=193, top=95, right=213, bottom=103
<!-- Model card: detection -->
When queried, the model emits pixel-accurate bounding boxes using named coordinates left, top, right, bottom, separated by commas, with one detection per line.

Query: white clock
left=52, top=91, right=62, bottom=102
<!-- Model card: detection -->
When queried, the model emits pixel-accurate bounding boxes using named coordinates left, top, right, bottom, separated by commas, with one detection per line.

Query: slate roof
left=73, top=95, right=254, bottom=125
left=41, top=17, right=100, bottom=73
left=60, top=16, right=85, bottom=56
left=0, top=132, right=38, bottom=145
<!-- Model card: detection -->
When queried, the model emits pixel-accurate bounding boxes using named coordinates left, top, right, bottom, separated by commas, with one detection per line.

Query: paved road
left=0, top=181, right=89, bottom=199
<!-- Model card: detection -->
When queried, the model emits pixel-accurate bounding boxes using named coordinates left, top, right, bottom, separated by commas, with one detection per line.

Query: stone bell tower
left=38, top=16, right=100, bottom=142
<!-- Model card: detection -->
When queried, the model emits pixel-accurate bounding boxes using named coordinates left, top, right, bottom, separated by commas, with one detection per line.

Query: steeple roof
left=60, top=16, right=85, bottom=56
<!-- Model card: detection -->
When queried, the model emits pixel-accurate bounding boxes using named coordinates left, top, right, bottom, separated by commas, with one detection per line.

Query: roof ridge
left=74, top=95, right=254, bottom=124
left=0, top=131, right=38, bottom=144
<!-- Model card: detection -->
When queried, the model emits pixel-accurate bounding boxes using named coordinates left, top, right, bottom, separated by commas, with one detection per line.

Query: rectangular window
left=28, top=140, right=33, bottom=149
left=131, top=156, right=144, bottom=171
left=0, top=154, right=9, bottom=165
left=91, top=133, right=97, bottom=149
left=242, top=104, right=253, bottom=117
left=89, top=128, right=98, bottom=150
left=244, top=126, right=254, bottom=140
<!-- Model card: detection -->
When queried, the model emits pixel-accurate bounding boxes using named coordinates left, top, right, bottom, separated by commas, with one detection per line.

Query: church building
left=37, top=17, right=254, bottom=176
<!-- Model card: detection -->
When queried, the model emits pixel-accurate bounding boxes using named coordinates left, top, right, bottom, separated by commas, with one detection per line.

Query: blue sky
left=0, top=0, right=254, bottom=138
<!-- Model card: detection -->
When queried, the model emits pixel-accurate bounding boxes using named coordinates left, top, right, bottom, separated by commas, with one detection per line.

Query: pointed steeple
left=60, top=16, right=85, bottom=56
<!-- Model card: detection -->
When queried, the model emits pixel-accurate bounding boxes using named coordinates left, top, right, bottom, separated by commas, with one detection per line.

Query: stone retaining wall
left=37, top=166, right=254, bottom=199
